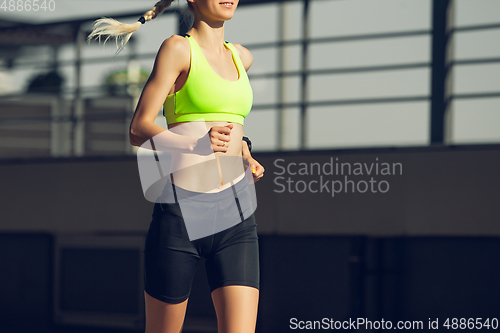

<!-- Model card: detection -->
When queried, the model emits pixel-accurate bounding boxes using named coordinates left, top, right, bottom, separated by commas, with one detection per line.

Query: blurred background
left=0, top=0, right=499, bottom=332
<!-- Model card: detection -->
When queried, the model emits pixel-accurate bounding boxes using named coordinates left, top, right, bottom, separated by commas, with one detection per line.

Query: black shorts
left=144, top=176, right=260, bottom=304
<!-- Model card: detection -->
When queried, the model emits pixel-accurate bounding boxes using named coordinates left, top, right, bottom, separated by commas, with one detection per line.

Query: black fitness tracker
left=242, top=136, right=252, bottom=153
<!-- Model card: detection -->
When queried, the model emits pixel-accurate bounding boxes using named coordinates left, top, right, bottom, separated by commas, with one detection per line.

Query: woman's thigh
left=211, top=285, right=259, bottom=333
left=144, top=291, right=188, bottom=333
left=144, top=202, right=201, bottom=304
left=207, top=214, right=260, bottom=333
left=205, top=214, right=260, bottom=293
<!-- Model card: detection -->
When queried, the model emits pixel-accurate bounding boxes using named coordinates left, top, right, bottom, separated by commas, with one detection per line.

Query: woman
left=88, top=0, right=264, bottom=332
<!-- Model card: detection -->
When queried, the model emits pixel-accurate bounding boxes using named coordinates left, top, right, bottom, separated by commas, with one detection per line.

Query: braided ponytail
left=87, top=0, right=174, bottom=54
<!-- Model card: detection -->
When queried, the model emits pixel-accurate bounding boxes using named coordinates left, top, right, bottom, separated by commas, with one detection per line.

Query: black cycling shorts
left=144, top=176, right=260, bottom=304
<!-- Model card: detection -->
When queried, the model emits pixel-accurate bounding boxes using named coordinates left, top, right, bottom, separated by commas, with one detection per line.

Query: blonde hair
left=87, top=0, right=175, bottom=54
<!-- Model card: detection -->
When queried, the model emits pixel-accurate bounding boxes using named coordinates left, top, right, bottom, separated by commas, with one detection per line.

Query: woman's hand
left=241, top=135, right=263, bottom=181
left=209, top=124, right=233, bottom=152
left=193, top=124, right=233, bottom=155
left=245, top=156, right=265, bottom=182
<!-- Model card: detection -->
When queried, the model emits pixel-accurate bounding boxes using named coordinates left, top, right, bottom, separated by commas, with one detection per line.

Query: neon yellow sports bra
left=163, top=34, right=253, bottom=125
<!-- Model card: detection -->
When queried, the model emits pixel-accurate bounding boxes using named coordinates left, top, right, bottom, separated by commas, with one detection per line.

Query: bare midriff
left=167, top=120, right=246, bottom=193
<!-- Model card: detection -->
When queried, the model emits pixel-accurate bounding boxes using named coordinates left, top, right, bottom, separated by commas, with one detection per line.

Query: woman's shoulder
left=230, top=43, right=253, bottom=71
left=155, top=35, right=191, bottom=72
left=159, top=34, right=190, bottom=56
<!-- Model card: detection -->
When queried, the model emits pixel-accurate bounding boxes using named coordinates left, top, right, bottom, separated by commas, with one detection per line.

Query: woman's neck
left=188, top=20, right=226, bottom=54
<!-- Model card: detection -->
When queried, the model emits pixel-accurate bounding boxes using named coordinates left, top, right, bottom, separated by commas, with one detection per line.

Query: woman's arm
left=234, top=44, right=264, bottom=180
left=129, top=35, right=198, bottom=152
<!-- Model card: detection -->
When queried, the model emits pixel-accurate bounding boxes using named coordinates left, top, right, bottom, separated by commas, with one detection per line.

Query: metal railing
left=0, top=0, right=499, bottom=159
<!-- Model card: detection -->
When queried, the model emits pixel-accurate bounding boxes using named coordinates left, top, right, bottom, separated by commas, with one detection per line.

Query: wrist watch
left=242, top=136, right=252, bottom=153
